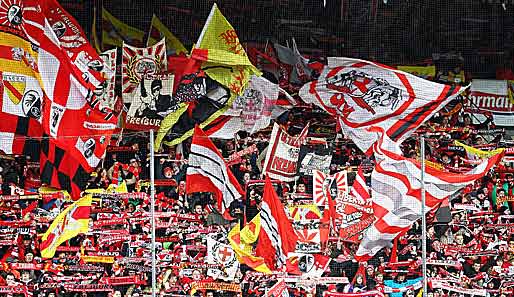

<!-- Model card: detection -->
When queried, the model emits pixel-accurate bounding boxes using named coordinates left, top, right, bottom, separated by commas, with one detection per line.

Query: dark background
left=62, top=0, right=514, bottom=78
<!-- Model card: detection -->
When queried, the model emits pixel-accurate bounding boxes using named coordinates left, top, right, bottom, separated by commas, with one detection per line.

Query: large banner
left=96, top=49, right=118, bottom=112
left=122, top=39, right=167, bottom=130
left=335, top=192, right=374, bottom=243
left=263, top=123, right=309, bottom=182
left=465, top=79, right=513, bottom=126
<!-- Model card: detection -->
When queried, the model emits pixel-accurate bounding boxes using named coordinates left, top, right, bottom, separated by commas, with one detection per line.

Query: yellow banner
left=397, top=65, right=436, bottom=78
left=240, top=213, right=261, bottom=244
left=102, top=8, right=145, bottom=48
left=147, top=15, right=187, bottom=55
left=81, top=255, right=115, bottom=263
left=454, top=140, right=504, bottom=159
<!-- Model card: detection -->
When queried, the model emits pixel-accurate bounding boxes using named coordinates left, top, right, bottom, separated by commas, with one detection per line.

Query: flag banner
left=297, top=141, right=333, bottom=176
left=323, top=291, right=385, bottom=297
left=274, top=42, right=315, bottom=87
left=248, top=47, right=280, bottom=82
left=396, top=65, right=436, bottom=80
left=292, top=220, right=321, bottom=252
left=300, top=57, right=466, bottom=154
left=225, top=75, right=280, bottom=135
left=41, top=0, right=111, bottom=86
left=508, top=80, right=514, bottom=103
left=190, top=281, right=241, bottom=295
left=206, top=236, right=239, bottom=280
left=40, top=194, right=92, bottom=258
left=122, top=38, right=168, bottom=129
left=155, top=66, right=233, bottom=148
left=256, top=176, right=298, bottom=270
left=263, top=123, right=309, bottom=182
left=454, top=140, right=504, bottom=160
left=228, top=223, right=271, bottom=274
left=240, top=212, right=261, bottom=244
left=355, top=130, right=504, bottom=260
left=147, top=14, right=187, bottom=56
left=266, top=279, right=289, bottom=297
left=102, top=8, right=145, bottom=48
left=336, top=192, right=374, bottom=243
left=186, top=126, right=244, bottom=213
left=95, top=49, right=117, bottom=111
left=125, top=73, right=175, bottom=130
left=464, top=79, right=513, bottom=126
left=313, top=170, right=348, bottom=207
left=286, top=253, right=330, bottom=278
left=193, top=3, right=260, bottom=97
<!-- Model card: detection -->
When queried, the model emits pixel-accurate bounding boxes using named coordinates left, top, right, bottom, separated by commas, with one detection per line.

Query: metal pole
left=149, top=129, right=157, bottom=297
left=420, top=136, right=427, bottom=297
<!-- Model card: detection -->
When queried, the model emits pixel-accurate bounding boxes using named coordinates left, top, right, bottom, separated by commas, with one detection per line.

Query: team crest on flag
left=2, top=73, right=25, bottom=104
left=206, top=237, right=239, bottom=280
left=94, top=49, right=118, bottom=112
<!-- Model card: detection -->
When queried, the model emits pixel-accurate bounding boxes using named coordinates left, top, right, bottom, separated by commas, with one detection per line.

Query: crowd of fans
left=0, top=94, right=513, bottom=297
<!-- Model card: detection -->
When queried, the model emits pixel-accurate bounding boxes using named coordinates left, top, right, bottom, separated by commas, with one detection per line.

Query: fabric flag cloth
left=350, top=165, right=371, bottom=204
left=274, top=42, right=315, bottom=88
left=206, top=236, right=239, bottom=280
left=255, top=176, right=298, bottom=270
left=95, top=49, right=118, bottom=112
left=102, top=8, right=145, bottom=48
left=227, top=222, right=271, bottom=274
left=147, top=14, right=187, bottom=56
left=313, top=170, right=348, bottom=207
left=156, top=3, right=260, bottom=149
left=192, top=3, right=261, bottom=96
left=299, top=57, right=467, bottom=154
left=355, top=131, right=504, bottom=261
left=40, top=194, right=92, bottom=258
left=39, top=137, right=91, bottom=198
left=297, top=140, right=333, bottom=176
left=240, top=212, right=261, bottom=244
left=186, top=126, right=244, bottom=214
left=263, top=123, right=309, bottom=182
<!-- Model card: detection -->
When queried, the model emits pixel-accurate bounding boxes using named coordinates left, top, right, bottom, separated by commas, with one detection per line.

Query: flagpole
left=420, top=135, right=427, bottom=297
left=150, top=129, right=157, bottom=297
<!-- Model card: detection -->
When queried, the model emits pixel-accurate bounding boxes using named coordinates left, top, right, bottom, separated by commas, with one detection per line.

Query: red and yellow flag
left=40, top=195, right=92, bottom=258
left=228, top=222, right=271, bottom=274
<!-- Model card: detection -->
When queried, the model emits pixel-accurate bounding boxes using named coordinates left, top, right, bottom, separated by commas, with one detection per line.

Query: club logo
left=51, top=21, right=66, bottom=38
left=326, top=70, right=404, bottom=115
left=7, top=4, right=22, bottom=26
left=83, top=138, right=96, bottom=159
left=21, top=90, right=41, bottom=120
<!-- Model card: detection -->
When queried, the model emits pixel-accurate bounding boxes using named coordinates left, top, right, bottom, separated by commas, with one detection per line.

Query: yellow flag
left=455, top=140, right=505, bottom=159
left=397, top=65, right=436, bottom=78
left=508, top=80, right=514, bottom=104
left=228, top=223, right=271, bottom=274
left=147, top=15, right=187, bottom=55
left=240, top=212, right=261, bottom=244
left=40, top=195, right=92, bottom=259
left=194, top=3, right=260, bottom=96
left=102, top=8, right=145, bottom=48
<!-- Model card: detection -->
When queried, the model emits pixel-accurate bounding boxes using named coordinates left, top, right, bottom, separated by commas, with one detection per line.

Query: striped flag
left=255, top=176, right=298, bottom=270
left=186, top=125, right=244, bottom=214
left=299, top=57, right=467, bottom=154
left=350, top=165, right=371, bottom=204
left=355, top=131, right=504, bottom=261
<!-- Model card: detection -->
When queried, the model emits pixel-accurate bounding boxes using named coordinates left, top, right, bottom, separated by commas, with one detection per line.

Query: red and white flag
left=186, top=126, right=244, bottom=214
left=350, top=165, right=371, bottom=204
left=313, top=170, right=348, bottom=207
left=262, top=123, right=309, bottom=182
left=256, top=176, right=298, bottom=270
left=299, top=57, right=467, bottom=154
left=355, top=131, right=504, bottom=261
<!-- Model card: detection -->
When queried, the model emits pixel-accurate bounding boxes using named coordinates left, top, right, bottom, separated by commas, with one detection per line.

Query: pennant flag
left=263, top=123, right=309, bottom=182
left=227, top=223, right=271, bottom=274
left=299, top=57, right=467, bottom=154
left=206, top=236, right=239, bottom=280
left=102, top=7, right=145, bottom=48
left=40, top=194, right=92, bottom=258
left=240, top=212, right=261, bottom=244
left=186, top=126, right=244, bottom=214
left=192, top=3, right=260, bottom=96
left=355, top=129, right=504, bottom=260
left=255, top=176, right=298, bottom=270
left=147, top=14, right=187, bottom=56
